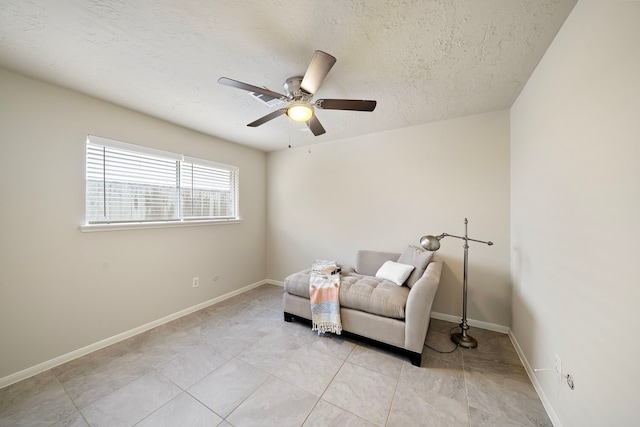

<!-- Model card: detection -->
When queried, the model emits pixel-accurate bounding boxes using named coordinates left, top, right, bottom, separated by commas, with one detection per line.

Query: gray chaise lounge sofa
left=283, top=248, right=443, bottom=366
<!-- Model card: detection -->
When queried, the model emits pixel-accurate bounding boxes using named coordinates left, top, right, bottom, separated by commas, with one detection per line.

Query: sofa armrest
left=404, top=257, right=443, bottom=353
left=355, top=250, right=400, bottom=276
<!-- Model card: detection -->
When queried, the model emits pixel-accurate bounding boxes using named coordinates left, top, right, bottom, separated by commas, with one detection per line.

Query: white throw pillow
left=375, top=261, right=415, bottom=286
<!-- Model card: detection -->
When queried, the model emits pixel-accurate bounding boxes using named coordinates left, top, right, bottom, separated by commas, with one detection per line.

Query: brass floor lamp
left=420, top=218, right=493, bottom=349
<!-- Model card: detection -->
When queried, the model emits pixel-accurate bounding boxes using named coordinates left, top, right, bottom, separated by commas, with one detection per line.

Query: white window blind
left=86, top=135, right=238, bottom=224
left=180, top=157, right=237, bottom=219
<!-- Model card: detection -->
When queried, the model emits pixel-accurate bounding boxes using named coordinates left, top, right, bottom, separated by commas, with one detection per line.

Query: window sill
left=80, top=218, right=242, bottom=232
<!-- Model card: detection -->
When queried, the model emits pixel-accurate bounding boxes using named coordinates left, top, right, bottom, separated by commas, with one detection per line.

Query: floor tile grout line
left=227, top=333, right=324, bottom=427
left=207, top=354, right=272, bottom=423
left=298, top=339, right=373, bottom=427
left=154, top=319, right=273, bottom=424
left=384, top=362, right=405, bottom=427
left=461, top=363, right=472, bottom=427
left=461, top=356, right=535, bottom=427
left=345, top=344, right=406, bottom=382
left=51, top=371, right=90, bottom=425
left=221, top=365, right=275, bottom=424
left=249, top=325, right=345, bottom=423
left=459, top=340, right=475, bottom=427
left=183, top=387, right=226, bottom=422
left=130, top=389, right=192, bottom=427
left=53, top=354, right=156, bottom=414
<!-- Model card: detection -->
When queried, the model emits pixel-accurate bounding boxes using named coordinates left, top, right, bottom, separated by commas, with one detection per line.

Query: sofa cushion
left=284, top=270, right=409, bottom=319
left=284, top=268, right=313, bottom=298
left=375, top=260, right=415, bottom=286
left=340, top=273, right=409, bottom=319
left=397, top=245, right=435, bottom=288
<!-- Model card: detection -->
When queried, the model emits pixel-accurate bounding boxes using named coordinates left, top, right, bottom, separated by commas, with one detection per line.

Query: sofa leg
left=284, top=312, right=294, bottom=322
left=408, top=351, right=422, bottom=367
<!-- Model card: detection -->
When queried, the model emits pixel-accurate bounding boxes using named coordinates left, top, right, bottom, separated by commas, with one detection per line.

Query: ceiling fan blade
left=247, top=108, right=287, bottom=127
left=218, top=77, right=286, bottom=100
left=316, top=99, right=377, bottom=111
left=307, top=115, right=326, bottom=136
left=300, top=50, right=337, bottom=95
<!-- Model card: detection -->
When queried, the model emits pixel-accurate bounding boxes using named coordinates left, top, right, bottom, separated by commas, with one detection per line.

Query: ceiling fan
left=218, top=50, right=377, bottom=136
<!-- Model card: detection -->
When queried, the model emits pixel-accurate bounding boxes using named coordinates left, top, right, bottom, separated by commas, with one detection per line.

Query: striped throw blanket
left=309, top=260, right=342, bottom=335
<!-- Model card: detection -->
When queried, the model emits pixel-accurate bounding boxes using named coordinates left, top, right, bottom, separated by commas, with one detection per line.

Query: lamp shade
left=419, top=235, right=441, bottom=251
left=286, top=103, right=314, bottom=122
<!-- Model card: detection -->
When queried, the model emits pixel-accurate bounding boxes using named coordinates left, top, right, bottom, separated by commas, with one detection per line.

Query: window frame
left=81, top=135, right=240, bottom=232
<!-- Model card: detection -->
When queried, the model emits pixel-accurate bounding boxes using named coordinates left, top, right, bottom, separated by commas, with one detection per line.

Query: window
left=85, top=135, right=239, bottom=226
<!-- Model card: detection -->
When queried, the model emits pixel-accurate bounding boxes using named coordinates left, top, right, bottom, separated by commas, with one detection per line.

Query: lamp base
left=451, top=332, right=478, bottom=349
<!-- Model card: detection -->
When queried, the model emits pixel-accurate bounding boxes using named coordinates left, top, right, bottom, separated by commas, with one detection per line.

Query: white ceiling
left=0, top=0, right=576, bottom=151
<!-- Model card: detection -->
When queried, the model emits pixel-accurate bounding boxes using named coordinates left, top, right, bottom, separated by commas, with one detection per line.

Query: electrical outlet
left=192, top=277, right=199, bottom=288
left=554, top=353, right=562, bottom=374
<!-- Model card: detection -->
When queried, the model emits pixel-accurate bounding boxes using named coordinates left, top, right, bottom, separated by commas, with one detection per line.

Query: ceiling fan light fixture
left=218, top=50, right=377, bottom=138
left=286, top=103, right=314, bottom=122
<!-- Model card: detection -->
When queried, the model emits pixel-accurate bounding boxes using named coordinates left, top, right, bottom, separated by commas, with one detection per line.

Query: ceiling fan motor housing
left=284, top=76, right=309, bottom=99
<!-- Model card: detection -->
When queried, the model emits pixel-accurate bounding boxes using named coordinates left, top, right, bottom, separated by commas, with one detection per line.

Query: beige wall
left=510, top=1, right=640, bottom=425
left=6, top=5, right=638, bottom=425
left=267, top=110, right=511, bottom=328
left=0, top=69, right=267, bottom=380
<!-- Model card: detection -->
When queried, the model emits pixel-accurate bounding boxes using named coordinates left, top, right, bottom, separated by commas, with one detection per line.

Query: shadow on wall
left=466, top=261, right=512, bottom=327
left=510, top=242, right=537, bottom=351
left=433, top=255, right=509, bottom=326
left=432, top=259, right=462, bottom=316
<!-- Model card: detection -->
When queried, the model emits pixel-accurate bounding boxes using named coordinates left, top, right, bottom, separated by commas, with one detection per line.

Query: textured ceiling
left=0, top=0, right=576, bottom=151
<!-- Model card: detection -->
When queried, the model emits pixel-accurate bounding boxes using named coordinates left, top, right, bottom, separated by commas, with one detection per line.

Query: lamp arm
left=439, top=233, right=493, bottom=246
left=467, top=237, right=493, bottom=246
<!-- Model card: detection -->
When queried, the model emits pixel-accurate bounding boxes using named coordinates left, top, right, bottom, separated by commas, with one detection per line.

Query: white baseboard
left=0, top=279, right=269, bottom=389
left=266, top=279, right=284, bottom=287
left=430, top=311, right=510, bottom=334
left=508, top=332, right=561, bottom=427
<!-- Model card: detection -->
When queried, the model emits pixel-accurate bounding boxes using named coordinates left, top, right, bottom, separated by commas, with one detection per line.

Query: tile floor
left=0, top=284, right=551, bottom=427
